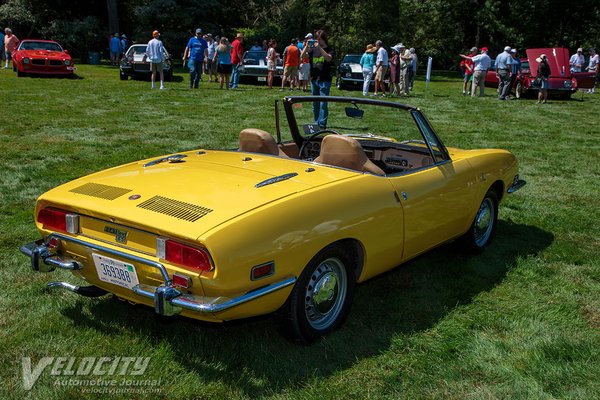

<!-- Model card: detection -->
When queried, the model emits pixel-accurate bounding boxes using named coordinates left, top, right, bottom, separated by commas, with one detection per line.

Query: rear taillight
left=37, top=208, right=79, bottom=234
left=156, top=238, right=212, bottom=271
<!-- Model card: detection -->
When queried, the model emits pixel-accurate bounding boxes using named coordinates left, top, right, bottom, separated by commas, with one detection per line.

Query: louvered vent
left=69, top=183, right=132, bottom=200
left=136, top=196, right=212, bottom=222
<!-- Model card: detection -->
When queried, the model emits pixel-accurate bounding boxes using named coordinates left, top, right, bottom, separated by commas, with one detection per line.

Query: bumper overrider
left=20, top=233, right=296, bottom=317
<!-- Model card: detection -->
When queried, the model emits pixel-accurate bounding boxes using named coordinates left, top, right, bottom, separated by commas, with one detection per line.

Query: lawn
left=0, top=64, right=598, bottom=400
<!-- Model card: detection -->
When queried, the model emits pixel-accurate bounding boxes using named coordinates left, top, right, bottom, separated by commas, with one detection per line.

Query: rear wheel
left=275, top=244, right=356, bottom=343
left=460, top=189, right=498, bottom=254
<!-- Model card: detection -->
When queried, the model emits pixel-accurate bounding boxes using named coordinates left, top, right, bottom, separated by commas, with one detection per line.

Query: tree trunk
left=107, top=0, right=119, bottom=34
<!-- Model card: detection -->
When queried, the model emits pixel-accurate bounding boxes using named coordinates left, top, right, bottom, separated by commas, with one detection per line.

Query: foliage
left=0, top=0, right=599, bottom=66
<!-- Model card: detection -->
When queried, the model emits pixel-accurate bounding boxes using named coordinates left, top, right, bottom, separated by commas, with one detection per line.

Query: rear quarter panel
left=198, top=172, right=404, bottom=320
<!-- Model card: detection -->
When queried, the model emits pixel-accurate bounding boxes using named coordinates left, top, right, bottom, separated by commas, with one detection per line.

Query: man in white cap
left=495, top=45, right=513, bottom=100
left=569, top=48, right=585, bottom=72
left=373, top=40, right=388, bottom=96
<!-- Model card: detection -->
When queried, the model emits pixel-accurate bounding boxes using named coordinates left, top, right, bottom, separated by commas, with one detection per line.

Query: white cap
left=305, top=33, right=313, bottom=39
left=504, top=46, right=511, bottom=52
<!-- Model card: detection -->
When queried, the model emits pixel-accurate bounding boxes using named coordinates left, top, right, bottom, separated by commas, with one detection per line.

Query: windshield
left=19, top=41, right=63, bottom=52
left=342, top=55, right=361, bottom=64
left=244, top=51, right=266, bottom=61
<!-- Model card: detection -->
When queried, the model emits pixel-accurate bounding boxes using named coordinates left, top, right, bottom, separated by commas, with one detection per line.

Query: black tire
left=336, top=77, right=346, bottom=91
left=460, top=189, right=498, bottom=254
left=16, top=68, right=23, bottom=77
left=275, top=243, right=356, bottom=343
left=119, top=71, right=128, bottom=80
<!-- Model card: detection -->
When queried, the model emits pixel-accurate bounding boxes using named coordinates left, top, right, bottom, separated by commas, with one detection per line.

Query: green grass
left=0, top=64, right=599, bottom=399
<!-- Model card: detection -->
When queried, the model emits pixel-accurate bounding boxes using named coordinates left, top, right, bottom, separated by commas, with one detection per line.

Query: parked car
left=12, top=39, right=76, bottom=77
left=21, top=96, right=525, bottom=343
left=119, top=44, right=172, bottom=81
left=485, top=58, right=530, bottom=98
left=239, top=50, right=283, bottom=83
left=336, top=53, right=388, bottom=91
left=336, top=54, right=364, bottom=90
left=484, top=48, right=596, bottom=98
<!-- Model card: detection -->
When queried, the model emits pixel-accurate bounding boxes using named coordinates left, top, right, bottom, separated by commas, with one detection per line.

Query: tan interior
left=239, top=128, right=288, bottom=157
left=314, top=135, right=385, bottom=175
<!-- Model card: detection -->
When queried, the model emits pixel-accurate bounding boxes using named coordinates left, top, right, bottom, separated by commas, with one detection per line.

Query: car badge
left=104, top=226, right=129, bottom=244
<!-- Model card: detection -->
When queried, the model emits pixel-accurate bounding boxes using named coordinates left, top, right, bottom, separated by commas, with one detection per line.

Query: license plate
left=258, top=76, right=266, bottom=82
left=92, top=254, right=139, bottom=290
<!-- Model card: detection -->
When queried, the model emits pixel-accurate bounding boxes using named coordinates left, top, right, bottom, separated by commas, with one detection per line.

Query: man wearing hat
left=229, top=33, right=245, bottom=89
left=496, top=45, right=513, bottom=100
left=460, top=47, right=491, bottom=97
left=586, top=47, right=598, bottom=93
left=183, top=28, right=208, bottom=89
left=120, top=34, right=128, bottom=58
left=143, top=30, right=166, bottom=90
left=509, top=48, right=521, bottom=96
left=569, top=48, right=585, bottom=72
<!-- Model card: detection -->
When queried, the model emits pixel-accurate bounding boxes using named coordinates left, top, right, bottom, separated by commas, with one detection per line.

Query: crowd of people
left=460, top=45, right=599, bottom=103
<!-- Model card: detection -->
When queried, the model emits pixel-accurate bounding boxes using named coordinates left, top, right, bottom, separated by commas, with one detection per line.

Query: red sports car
left=485, top=48, right=596, bottom=99
left=12, top=39, right=76, bottom=77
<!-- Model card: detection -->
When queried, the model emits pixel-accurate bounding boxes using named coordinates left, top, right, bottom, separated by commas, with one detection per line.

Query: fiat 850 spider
left=21, top=97, right=525, bottom=343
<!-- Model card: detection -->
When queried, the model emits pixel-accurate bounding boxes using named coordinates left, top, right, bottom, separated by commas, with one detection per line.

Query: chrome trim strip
left=255, top=172, right=299, bottom=188
left=132, top=276, right=297, bottom=314
left=507, top=179, right=527, bottom=193
left=143, top=154, right=187, bottom=167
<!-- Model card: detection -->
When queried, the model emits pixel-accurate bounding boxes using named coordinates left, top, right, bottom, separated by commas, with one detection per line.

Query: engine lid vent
left=70, top=183, right=132, bottom=200
left=137, top=195, right=213, bottom=222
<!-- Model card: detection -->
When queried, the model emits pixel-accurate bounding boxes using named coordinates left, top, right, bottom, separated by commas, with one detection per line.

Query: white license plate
left=258, top=76, right=266, bottom=82
left=93, top=254, right=139, bottom=290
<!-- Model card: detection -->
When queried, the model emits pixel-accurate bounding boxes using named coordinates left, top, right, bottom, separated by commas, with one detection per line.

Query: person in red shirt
left=229, top=33, right=244, bottom=89
left=460, top=46, right=477, bottom=94
left=280, top=38, right=300, bottom=91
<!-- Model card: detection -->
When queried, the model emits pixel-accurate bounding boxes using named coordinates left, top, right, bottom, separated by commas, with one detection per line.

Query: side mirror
left=345, top=107, right=364, bottom=119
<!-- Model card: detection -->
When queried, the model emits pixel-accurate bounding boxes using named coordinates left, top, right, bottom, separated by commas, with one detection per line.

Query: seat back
left=314, top=135, right=385, bottom=175
left=239, top=128, right=287, bottom=157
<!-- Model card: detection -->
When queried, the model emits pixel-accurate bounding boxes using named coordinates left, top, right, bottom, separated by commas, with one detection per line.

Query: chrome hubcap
left=305, top=257, right=347, bottom=330
left=474, top=198, right=494, bottom=247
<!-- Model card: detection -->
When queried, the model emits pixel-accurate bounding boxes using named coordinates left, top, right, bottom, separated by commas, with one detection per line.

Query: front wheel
left=460, top=189, right=498, bottom=254
left=336, top=77, right=346, bottom=90
left=275, top=244, right=356, bottom=343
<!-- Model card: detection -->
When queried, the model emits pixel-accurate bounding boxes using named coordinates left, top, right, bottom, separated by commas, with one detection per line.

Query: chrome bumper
left=507, top=179, right=527, bottom=193
left=21, top=234, right=296, bottom=316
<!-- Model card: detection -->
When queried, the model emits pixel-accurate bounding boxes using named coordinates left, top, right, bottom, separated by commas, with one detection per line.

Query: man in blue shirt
left=509, top=49, right=522, bottom=97
left=182, top=28, right=208, bottom=89
left=109, top=33, right=121, bottom=66
left=495, top=45, right=513, bottom=100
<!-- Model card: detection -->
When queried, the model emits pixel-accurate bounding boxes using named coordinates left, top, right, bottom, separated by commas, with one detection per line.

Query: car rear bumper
left=20, top=234, right=296, bottom=316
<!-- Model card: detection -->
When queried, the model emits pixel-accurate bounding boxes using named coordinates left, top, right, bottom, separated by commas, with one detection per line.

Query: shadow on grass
left=59, top=220, right=553, bottom=397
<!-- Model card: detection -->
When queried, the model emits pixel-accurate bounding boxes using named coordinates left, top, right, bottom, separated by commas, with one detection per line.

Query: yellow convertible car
left=21, top=96, right=525, bottom=343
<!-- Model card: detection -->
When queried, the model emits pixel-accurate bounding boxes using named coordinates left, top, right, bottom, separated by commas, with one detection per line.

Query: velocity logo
left=22, top=357, right=151, bottom=390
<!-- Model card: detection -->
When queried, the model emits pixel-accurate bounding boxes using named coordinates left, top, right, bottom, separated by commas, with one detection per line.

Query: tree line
left=1, top=0, right=598, bottom=68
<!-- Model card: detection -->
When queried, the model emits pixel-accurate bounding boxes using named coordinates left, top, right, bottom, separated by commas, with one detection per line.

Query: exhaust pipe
left=47, top=281, right=109, bottom=298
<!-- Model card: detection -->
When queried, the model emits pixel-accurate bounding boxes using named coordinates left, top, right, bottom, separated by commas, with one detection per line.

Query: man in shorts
left=280, top=38, right=300, bottom=91
left=143, top=30, right=166, bottom=90
left=373, top=40, right=388, bottom=97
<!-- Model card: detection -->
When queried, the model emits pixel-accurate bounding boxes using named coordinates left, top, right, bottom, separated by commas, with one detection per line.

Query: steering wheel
left=299, top=129, right=341, bottom=160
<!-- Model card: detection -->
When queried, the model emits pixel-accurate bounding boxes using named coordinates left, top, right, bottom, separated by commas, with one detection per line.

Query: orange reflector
left=251, top=262, right=274, bottom=280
